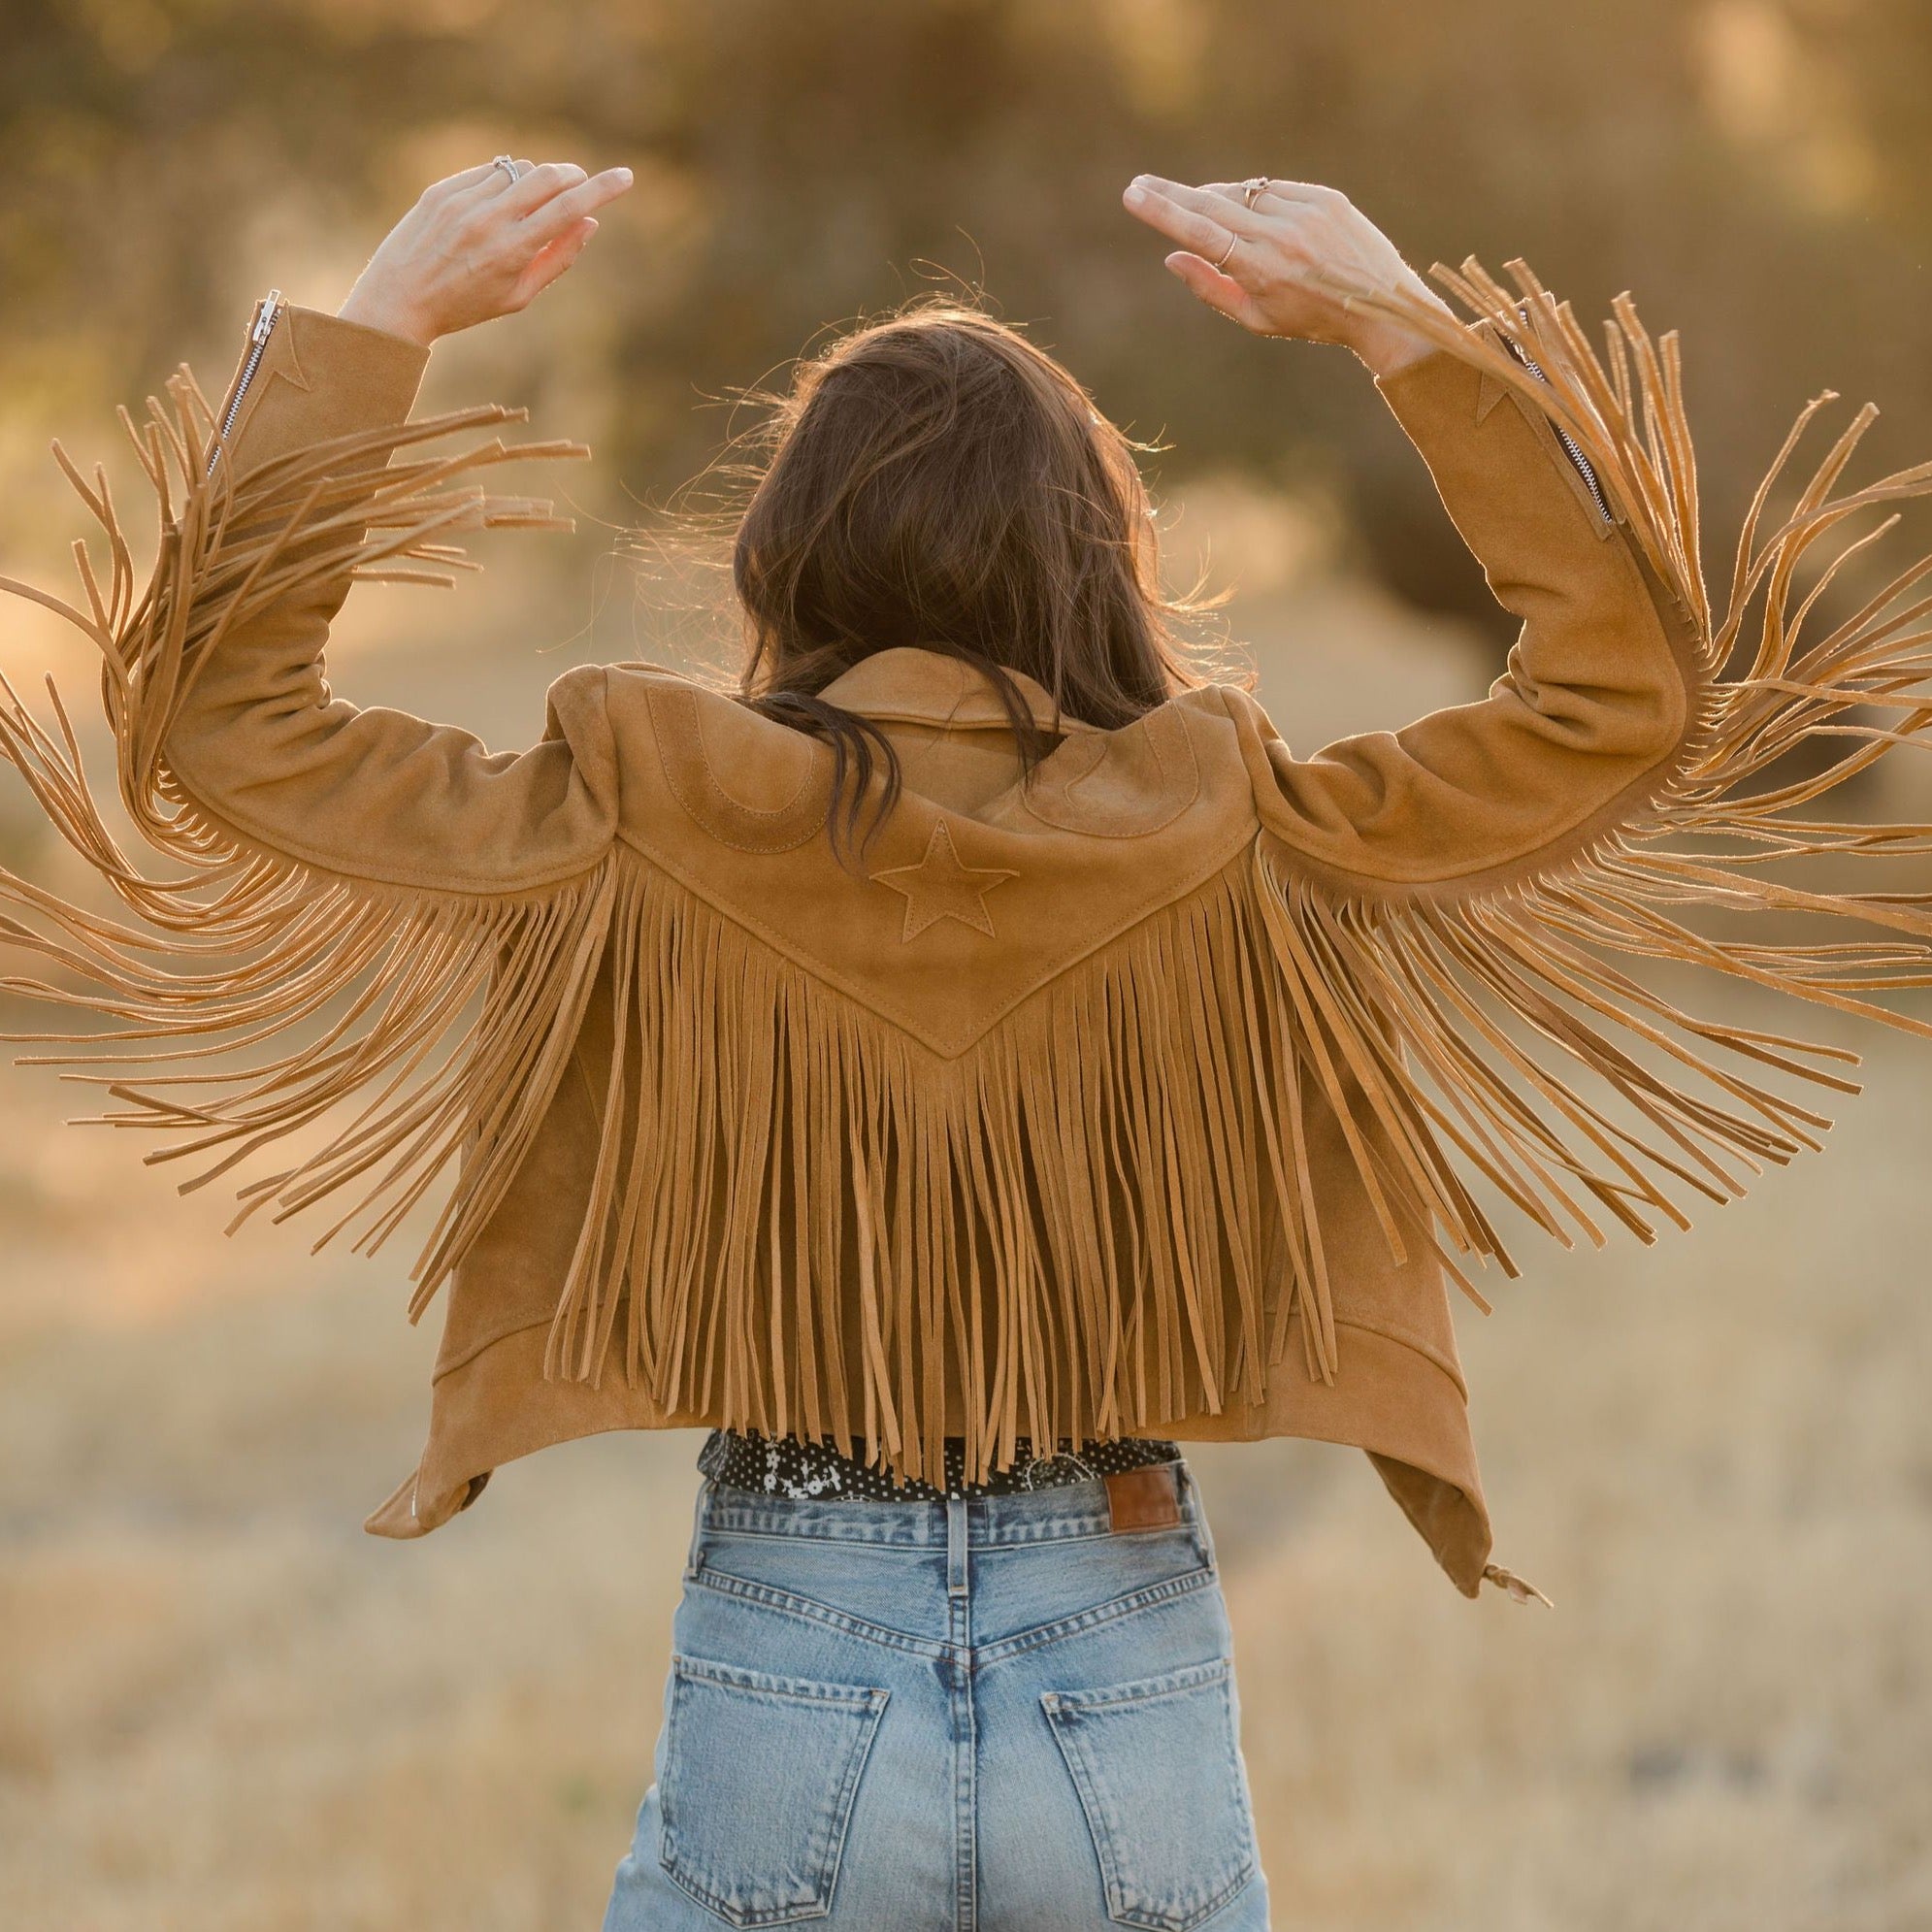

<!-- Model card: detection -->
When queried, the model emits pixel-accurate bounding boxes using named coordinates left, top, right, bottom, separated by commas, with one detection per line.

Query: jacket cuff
left=222, top=303, right=432, bottom=474
left=1376, top=329, right=1616, bottom=534
left=1372, top=342, right=1490, bottom=442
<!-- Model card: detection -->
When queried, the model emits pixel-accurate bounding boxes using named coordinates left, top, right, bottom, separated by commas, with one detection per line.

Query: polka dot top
left=697, top=1428, right=1180, bottom=1501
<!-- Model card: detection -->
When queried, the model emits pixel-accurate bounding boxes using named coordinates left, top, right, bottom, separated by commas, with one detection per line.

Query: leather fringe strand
left=7, top=265, right=1932, bottom=1481
left=541, top=847, right=1319, bottom=1482
left=1261, top=259, right=1932, bottom=1307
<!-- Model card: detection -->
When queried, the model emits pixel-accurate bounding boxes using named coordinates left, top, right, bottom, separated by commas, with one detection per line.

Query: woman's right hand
left=1122, top=175, right=1453, bottom=377
left=338, top=159, right=636, bottom=348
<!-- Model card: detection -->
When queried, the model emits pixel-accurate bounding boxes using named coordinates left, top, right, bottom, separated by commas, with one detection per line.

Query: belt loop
left=1178, top=1460, right=1216, bottom=1570
left=946, top=1494, right=969, bottom=1598
left=684, top=1478, right=711, bottom=1582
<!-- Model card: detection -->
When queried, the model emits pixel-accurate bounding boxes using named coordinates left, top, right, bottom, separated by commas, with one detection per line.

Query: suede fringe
left=543, top=849, right=1311, bottom=1482
left=7, top=265, right=1932, bottom=1481
left=1256, top=259, right=1932, bottom=1308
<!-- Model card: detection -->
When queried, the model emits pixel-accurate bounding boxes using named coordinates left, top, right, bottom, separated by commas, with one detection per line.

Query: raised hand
left=1122, top=174, right=1452, bottom=377
left=338, top=158, right=636, bottom=347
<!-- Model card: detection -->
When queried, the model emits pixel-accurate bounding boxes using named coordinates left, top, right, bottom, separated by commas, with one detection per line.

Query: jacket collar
left=817, top=646, right=1099, bottom=734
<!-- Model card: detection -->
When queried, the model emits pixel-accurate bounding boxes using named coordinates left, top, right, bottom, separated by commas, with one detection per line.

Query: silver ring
left=1213, top=233, right=1239, bottom=272
left=1242, top=176, right=1270, bottom=209
left=492, top=154, right=524, bottom=185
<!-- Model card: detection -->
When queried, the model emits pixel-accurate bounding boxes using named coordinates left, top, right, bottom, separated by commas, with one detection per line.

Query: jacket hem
left=371, top=1313, right=1492, bottom=1594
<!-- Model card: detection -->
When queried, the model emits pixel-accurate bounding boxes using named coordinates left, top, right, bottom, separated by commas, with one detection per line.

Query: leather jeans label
left=1105, top=1464, right=1182, bottom=1533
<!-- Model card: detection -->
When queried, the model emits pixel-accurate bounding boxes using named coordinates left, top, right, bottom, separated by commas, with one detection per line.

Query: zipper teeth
left=1499, top=329, right=1615, bottom=524
left=205, top=289, right=283, bottom=477
left=1550, top=421, right=1613, bottom=524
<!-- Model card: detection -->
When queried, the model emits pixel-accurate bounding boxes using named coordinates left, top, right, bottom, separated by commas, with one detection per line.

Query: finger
left=520, top=166, right=635, bottom=243
left=1162, top=250, right=1268, bottom=331
left=426, top=162, right=500, bottom=200
left=1199, top=179, right=1276, bottom=206
left=497, top=159, right=589, bottom=216
left=511, top=217, right=599, bottom=309
left=1122, top=180, right=1241, bottom=265
left=1200, top=178, right=1308, bottom=220
left=459, top=155, right=539, bottom=204
left=1129, top=175, right=1270, bottom=236
left=1200, top=182, right=1290, bottom=233
left=1253, top=179, right=1342, bottom=203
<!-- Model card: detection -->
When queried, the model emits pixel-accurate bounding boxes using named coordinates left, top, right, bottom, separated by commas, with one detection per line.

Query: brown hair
left=726, top=302, right=1210, bottom=856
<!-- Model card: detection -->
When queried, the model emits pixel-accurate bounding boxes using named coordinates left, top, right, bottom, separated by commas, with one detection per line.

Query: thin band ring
left=492, top=154, right=524, bottom=186
left=1213, top=233, right=1239, bottom=272
left=1242, top=176, right=1270, bottom=208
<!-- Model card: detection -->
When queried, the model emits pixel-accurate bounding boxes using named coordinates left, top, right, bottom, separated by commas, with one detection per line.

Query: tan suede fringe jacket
left=7, top=259, right=1932, bottom=1599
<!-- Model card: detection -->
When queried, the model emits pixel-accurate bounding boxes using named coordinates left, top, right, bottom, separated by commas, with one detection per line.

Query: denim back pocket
left=1042, top=1657, right=1257, bottom=1931
left=659, top=1654, right=889, bottom=1927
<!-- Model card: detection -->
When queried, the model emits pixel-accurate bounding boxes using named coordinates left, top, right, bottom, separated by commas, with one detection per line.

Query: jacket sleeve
left=168, top=302, right=617, bottom=894
left=1221, top=271, right=1932, bottom=1288
left=0, top=298, right=624, bottom=1299
left=1228, top=340, right=1696, bottom=900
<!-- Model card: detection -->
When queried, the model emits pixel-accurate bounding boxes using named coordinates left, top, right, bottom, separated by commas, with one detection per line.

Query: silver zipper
left=205, top=288, right=283, bottom=476
left=1499, top=328, right=1614, bottom=523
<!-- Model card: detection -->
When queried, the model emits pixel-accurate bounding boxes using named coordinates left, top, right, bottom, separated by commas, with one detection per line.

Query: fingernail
left=1124, top=182, right=1147, bottom=206
left=613, top=167, right=634, bottom=184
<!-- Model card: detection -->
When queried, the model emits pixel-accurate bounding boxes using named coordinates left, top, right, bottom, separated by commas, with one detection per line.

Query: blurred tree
left=1, top=0, right=1926, bottom=639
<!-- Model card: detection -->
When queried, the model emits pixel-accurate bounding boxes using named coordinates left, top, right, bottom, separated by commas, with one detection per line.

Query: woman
left=5, top=156, right=1931, bottom=1926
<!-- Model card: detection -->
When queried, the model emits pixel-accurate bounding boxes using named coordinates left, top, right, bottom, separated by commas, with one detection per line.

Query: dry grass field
left=2, top=496, right=1929, bottom=1930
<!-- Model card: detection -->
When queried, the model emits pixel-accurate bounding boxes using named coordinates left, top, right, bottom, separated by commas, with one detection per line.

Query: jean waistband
left=695, top=1458, right=1200, bottom=1549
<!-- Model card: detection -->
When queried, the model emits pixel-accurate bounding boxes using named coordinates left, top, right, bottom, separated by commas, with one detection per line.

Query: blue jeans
left=603, top=1461, right=1269, bottom=1930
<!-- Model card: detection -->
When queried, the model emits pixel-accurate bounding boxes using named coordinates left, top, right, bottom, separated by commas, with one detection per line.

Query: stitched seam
left=1467, top=314, right=1616, bottom=534
left=1506, top=382, right=1617, bottom=536
left=672, top=1653, right=889, bottom=1707
left=1049, top=1658, right=1231, bottom=1713
left=432, top=1313, right=553, bottom=1379
left=973, top=1567, right=1216, bottom=1670
left=688, top=1566, right=948, bottom=1660
left=1118, top=1861, right=1255, bottom=1932
left=695, top=1516, right=950, bottom=1549
left=1327, top=1315, right=1468, bottom=1399
left=1043, top=1670, right=1256, bottom=1931
left=648, top=683, right=833, bottom=851
left=1061, top=707, right=1197, bottom=819
left=698, top=1509, right=1125, bottom=1547
left=689, top=693, right=825, bottom=823
left=650, top=678, right=1186, bottom=851
left=616, top=820, right=1259, bottom=1061
left=1051, top=1654, right=1228, bottom=1716
left=856, top=704, right=1099, bottom=735
left=222, top=339, right=307, bottom=455
left=1019, top=706, right=1202, bottom=838
left=814, top=650, right=1087, bottom=735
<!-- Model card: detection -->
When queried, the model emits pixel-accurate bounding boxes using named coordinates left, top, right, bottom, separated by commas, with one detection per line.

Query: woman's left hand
left=338, top=158, right=636, bottom=348
left=1122, top=174, right=1451, bottom=377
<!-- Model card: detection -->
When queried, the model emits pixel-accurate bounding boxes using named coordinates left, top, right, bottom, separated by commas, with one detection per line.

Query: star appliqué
left=871, top=821, right=1017, bottom=942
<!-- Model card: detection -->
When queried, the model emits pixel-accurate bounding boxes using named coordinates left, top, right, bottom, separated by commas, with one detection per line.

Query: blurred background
left=2, top=2, right=1930, bottom=1927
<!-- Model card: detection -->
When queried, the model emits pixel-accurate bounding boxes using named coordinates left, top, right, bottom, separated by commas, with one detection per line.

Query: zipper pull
left=251, top=288, right=284, bottom=344
left=205, top=290, right=287, bottom=478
